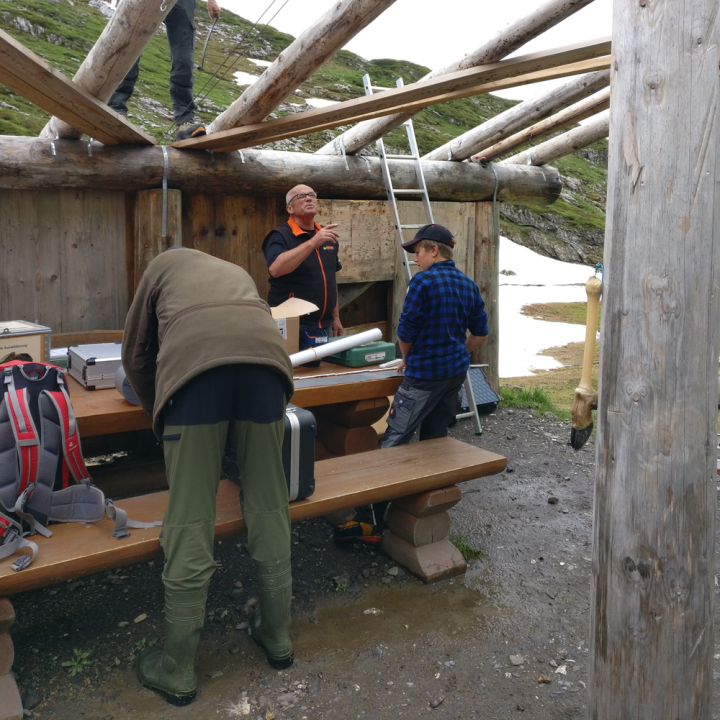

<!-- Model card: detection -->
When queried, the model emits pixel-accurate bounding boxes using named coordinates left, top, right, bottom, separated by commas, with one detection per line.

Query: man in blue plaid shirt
left=335, top=224, right=488, bottom=543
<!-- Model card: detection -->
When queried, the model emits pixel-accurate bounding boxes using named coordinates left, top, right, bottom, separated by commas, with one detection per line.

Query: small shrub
left=499, top=386, right=561, bottom=417
left=62, top=648, right=92, bottom=676
left=449, top=532, right=487, bottom=561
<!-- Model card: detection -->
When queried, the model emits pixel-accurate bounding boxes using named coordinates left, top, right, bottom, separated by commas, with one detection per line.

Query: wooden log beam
left=424, top=68, right=609, bottom=162
left=210, top=0, right=397, bottom=132
left=40, top=0, right=177, bottom=140
left=0, top=139, right=561, bottom=204
left=316, top=0, right=597, bottom=156
left=587, top=0, right=720, bottom=715
left=473, top=86, right=610, bottom=162
left=175, top=39, right=611, bottom=153
left=176, top=57, right=611, bottom=155
left=209, top=57, right=609, bottom=152
left=0, top=29, right=155, bottom=146
left=502, top=110, right=609, bottom=166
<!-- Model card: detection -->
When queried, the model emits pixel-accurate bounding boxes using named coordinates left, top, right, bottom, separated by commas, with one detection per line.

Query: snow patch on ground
left=499, top=237, right=595, bottom=378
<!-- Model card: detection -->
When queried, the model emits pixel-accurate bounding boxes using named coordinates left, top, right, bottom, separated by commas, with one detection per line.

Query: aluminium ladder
left=363, top=74, right=483, bottom=434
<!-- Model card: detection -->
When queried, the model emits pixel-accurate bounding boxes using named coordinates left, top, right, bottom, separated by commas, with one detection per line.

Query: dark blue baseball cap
left=401, top=224, right=455, bottom=252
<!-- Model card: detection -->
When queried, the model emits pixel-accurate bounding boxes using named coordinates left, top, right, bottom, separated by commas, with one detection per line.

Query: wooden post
left=472, top=203, right=499, bottom=391
left=315, top=0, right=595, bottom=156
left=424, top=69, right=609, bottom=162
left=382, top=486, right=466, bottom=583
left=587, top=0, right=719, bottom=716
left=40, top=0, right=177, bottom=140
left=0, top=598, right=21, bottom=720
left=134, top=189, right=182, bottom=290
left=502, top=110, right=609, bottom=166
left=210, top=0, right=397, bottom=132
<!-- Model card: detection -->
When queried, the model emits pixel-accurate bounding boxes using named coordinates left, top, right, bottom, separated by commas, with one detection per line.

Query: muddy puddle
left=292, top=582, right=511, bottom=661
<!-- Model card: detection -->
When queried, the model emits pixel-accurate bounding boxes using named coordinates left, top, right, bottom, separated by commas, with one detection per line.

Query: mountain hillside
left=0, top=0, right=606, bottom=265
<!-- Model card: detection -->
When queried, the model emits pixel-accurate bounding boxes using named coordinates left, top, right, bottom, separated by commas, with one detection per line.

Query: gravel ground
left=8, top=407, right=720, bottom=719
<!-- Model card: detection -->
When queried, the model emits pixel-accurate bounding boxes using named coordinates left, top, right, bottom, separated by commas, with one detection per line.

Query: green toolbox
left=325, top=338, right=396, bottom=368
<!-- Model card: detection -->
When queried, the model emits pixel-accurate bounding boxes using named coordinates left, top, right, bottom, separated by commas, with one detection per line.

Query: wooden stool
left=382, top=486, right=466, bottom=583
left=0, top=597, right=22, bottom=720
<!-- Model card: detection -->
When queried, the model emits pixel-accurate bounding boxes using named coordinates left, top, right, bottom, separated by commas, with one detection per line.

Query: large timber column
left=472, top=202, right=499, bottom=391
left=587, top=1, right=720, bottom=717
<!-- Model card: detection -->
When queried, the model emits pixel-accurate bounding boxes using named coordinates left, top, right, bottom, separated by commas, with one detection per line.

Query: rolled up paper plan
left=115, top=364, right=141, bottom=406
left=289, top=328, right=382, bottom=367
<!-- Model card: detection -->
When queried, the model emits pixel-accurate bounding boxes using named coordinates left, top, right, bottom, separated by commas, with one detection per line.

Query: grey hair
left=286, top=185, right=310, bottom=205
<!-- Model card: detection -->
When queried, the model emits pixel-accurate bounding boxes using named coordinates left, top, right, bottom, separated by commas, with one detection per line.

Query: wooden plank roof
left=173, top=38, right=611, bottom=153
left=0, top=28, right=155, bottom=146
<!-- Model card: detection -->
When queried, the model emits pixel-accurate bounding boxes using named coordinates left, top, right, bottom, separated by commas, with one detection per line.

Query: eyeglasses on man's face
left=289, top=192, right=318, bottom=203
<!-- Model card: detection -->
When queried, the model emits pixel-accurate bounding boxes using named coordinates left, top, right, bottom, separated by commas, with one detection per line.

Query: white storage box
left=0, top=320, right=51, bottom=364
left=68, top=343, right=123, bottom=390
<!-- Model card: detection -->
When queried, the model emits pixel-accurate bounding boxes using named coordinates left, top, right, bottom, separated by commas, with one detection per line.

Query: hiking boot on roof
left=175, top=115, right=206, bottom=141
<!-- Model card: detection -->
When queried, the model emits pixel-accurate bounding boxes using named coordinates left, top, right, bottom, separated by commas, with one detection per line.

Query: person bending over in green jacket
left=122, top=247, right=294, bottom=705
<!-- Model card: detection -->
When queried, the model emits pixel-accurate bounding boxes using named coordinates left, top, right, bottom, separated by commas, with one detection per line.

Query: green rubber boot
left=250, top=555, right=293, bottom=669
left=136, top=585, right=208, bottom=706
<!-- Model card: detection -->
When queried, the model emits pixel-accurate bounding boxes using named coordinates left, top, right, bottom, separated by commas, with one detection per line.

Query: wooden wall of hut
left=0, top=189, right=498, bottom=386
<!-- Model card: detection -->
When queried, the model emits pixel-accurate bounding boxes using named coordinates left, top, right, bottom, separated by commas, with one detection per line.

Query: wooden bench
left=0, top=437, right=506, bottom=717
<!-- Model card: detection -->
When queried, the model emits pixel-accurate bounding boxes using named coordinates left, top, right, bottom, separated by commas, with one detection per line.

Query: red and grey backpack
left=0, top=361, right=159, bottom=571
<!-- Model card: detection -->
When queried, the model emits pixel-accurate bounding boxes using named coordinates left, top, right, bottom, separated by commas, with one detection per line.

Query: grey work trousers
left=108, top=0, right=197, bottom=124
left=380, top=372, right=466, bottom=448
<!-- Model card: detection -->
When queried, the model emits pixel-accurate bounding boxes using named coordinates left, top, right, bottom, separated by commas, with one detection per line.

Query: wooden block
left=316, top=418, right=378, bottom=456
left=0, top=673, right=23, bottom=720
left=0, top=634, right=13, bottom=676
left=314, top=439, right=328, bottom=462
left=312, top=397, right=390, bottom=428
left=386, top=506, right=450, bottom=547
left=0, top=600, right=14, bottom=635
left=392, top=486, right=463, bottom=518
left=381, top=534, right=466, bottom=584
left=323, top=509, right=356, bottom=527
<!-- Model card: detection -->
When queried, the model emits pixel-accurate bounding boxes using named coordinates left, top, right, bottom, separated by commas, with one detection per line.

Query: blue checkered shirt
left=398, top=261, right=489, bottom=380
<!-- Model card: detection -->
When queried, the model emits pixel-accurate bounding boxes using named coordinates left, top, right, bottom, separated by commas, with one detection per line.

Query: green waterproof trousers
left=160, top=416, right=291, bottom=591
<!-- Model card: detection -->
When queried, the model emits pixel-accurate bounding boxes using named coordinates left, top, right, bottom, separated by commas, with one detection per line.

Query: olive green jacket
left=122, top=248, right=293, bottom=436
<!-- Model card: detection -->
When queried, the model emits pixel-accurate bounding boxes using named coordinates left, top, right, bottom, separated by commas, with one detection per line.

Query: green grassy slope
left=0, top=0, right=607, bottom=262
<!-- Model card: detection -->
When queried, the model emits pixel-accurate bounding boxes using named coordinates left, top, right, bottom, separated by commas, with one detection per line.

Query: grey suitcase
left=223, top=404, right=316, bottom=502
left=67, top=343, right=123, bottom=390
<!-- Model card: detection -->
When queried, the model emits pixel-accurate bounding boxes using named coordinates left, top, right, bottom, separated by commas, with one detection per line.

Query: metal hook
left=160, top=0, right=167, bottom=11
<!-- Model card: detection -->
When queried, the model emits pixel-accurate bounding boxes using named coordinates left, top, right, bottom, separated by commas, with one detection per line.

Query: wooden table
left=68, top=362, right=404, bottom=438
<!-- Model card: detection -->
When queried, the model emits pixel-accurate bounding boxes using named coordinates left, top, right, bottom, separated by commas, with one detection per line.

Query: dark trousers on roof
left=108, top=0, right=197, bottom=125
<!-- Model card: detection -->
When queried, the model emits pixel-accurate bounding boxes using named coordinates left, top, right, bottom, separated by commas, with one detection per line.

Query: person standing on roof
left=108, top=0, right=220, bottom=141
left=122, top=247, right=295, bottom=706
left=262, top=184, right=344, bottom=336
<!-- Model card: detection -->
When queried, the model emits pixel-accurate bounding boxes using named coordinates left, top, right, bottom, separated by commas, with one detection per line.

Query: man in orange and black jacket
left=262, top=184, right=344, bottom=336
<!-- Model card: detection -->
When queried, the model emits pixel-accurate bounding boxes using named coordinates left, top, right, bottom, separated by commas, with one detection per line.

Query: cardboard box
left=0, top=320, right=51, bottom=363
left=270, top=298, right=319, bottom=354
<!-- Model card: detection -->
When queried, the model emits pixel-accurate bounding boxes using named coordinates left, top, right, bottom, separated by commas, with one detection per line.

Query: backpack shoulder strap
left=3, top=365, right=41, bottom=505
left=43, top=369, right=91, bottom=483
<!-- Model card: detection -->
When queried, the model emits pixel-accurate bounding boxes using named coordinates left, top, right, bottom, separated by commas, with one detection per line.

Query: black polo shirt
left=262, top=218, right=342, bottom=329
